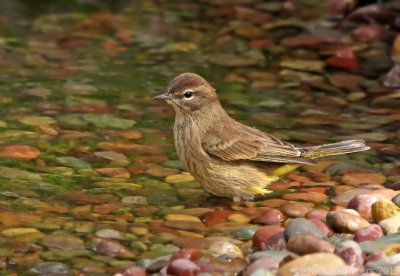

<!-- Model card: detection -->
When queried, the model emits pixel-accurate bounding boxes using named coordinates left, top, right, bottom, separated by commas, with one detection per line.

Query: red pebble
left=253, top=209, right=285, bottom=225
left=282, top=1, right=295, bottom=14
left=170, top=248, right=203, bottom=262
left=335, top=240, right=364, bottom=267
left=352, top=24, right=383, bottom=42
left=309, top=218, right=333, bottom=236
left=252, top=225, right=285, bottom=250
left=202, top=210, right=233, bottom=227
left=173, top=237, right=211, bottom=249
left=121, top=266, right=146, bottom=276
left=325, top=50, right=359, bottom=70
left=167, top=258, right=201, bottom=276
left=367, top=251, right=386, bottom=262
left=354, top=224, right=383, bottom=242
left=249, top=39, right=273, bottom=49
left=328, top=0, right=353, bottom=17
left=348, top=194, right=386, bottom=220
left=305, top=209, right=329, bottom=220
left=331, top=205, right=346, bottom=211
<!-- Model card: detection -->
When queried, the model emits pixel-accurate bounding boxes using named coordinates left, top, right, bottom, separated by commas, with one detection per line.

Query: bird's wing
left=202, top=125, right=315, bottom=165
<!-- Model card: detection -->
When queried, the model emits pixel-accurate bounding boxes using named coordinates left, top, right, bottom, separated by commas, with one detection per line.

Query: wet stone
left=40, top=232, right=85, bottom=250
left=173, top=237, right=212, bottom=250
left=354, top=224, right=384, bottom=243
left=352, top=24, right=383, bottom=42
left=379, top=243, right=400, bottom=256
left=309, top=219, right=333, bottom=236
left=278, top=253, right=346, bottom=276
left=371, top=199, right=400, bottom=223
left=248, top=250, right=296, bottom=263
left=146, top=166, right=179, bottom=177
left=326, top=50, right=360, bottom=70
left=280, top=35, right=336, bottom=48
left=96, top=167, right=130, bottom=178
left=280, top=59, right=325, bottom=73
left=130, top=227, right=148, bottom=236
left=202, top=210, right=234, bottom=227
left=361, top=55, right=393, bottom=75
left=346, top=91, right=366, bottom=101
left=253, top=208, right=285, bottom=225
left=95, top=229, right=136, bottom=240
left=332, top=187, right=380, bottom=206
left=244, top=256, right=281, bottom=275
left=327, top=210, right=370, bottom=233
left=378, top=215, right=400, bottom=234
left=252, top=225, right=285, bottom=250
left=280, top=202, right=312, bottom=218
left=342, top=173, right=387, bottom=187
left=41, top=249, right=92, bottom=261
left=230, top=227, right=257, bottom=241
left=0, top=145, right=41, bottom=160
left=0, top=166, right=42, bottom=181
left=120, top=266, right=146, bottom=276
left=335, top=240, right=364, bottom=267
left=196, top=254, right=247, bottom=274
left=305, top=209, right=329, bottom=220
left=130, top=241, right=148, bottom=253
left=165, top=214, right=201, bottom=222
left=209, top=240, right=243, bottom=258
left=165, top=173, right=195, bottom=183
left=284, top=218, right=326, bottom=240
left=19, top=115, right=56, bottom=126
left=359, top=234, right=400, bottom=254
left=96, top=241, right=136, bottom=258
left=93, top=203, right=119, bottom=214
left=227, top=213, right=250, bottom=223
left=121, top=196, right=147, bottom=205
left=348, top=193, right=387, bottom=220
left=170, top=248, right=203, bottom=262
left=141, top=244, right=179, bottom=259
left=208, top=50, right=265, bottom=67
left=287, top=234, right=334, bottom=255
left=31, top=262, right=70, bottom=275
left=392, top=194, right=400, bottom=206
left=1, top=228, right=42, bottom=237
left=163, top=220, right=206, bottom=231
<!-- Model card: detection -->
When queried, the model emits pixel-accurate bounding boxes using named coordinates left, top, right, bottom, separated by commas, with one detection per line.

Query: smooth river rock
left=277, top=253, right=346, bottom=276
left=286, top=234, right=335, bottom=255
left=326, top=210, right=370, bottom=233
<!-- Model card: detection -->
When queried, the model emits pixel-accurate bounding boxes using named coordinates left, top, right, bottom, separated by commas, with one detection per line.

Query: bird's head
left=153, top=73, right=218, bottom=113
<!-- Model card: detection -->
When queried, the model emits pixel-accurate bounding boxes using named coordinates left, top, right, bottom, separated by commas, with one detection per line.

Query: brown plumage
left=153, top=73, right=370, bottom=199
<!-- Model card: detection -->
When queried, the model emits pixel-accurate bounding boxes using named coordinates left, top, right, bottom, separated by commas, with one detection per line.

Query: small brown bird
left=153, top=73, right=370, bottom=200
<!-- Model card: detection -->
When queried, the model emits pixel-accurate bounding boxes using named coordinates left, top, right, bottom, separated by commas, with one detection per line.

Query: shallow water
left=0, top=0, right=399, bottom=274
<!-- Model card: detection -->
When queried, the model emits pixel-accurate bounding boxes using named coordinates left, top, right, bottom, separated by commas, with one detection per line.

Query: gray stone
left=284, top=218, right=325, bottom=240
left=31, top=262, right=70, bottom=274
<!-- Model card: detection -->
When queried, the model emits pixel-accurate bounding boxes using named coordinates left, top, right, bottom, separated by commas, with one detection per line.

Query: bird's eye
left=184, top=90, right=193, bottom=99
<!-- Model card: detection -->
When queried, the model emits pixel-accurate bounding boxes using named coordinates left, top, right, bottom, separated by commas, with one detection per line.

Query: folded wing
left=202, top=124, right=315, bottom=165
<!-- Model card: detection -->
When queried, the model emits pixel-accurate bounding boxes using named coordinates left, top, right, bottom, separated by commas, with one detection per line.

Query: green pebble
left=130, top=241, right=148, bottom=253
left=230, top=228, right=257, bottom=241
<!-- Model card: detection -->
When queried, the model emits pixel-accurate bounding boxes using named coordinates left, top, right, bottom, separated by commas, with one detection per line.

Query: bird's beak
left=153, top=93, right=172, bottom=101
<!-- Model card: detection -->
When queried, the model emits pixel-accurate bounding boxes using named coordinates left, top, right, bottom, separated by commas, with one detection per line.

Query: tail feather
left=302, top=139, right=370, bottom=159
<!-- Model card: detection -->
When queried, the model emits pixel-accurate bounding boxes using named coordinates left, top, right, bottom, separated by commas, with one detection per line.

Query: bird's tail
left=302, top=139, right=370, bottom=159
